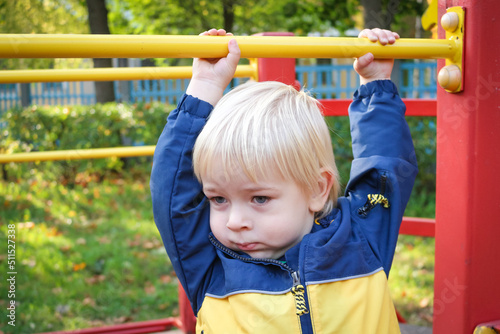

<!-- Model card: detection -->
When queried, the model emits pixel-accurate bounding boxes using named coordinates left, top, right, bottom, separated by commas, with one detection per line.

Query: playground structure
left=0, top=1, right=499, bottom=333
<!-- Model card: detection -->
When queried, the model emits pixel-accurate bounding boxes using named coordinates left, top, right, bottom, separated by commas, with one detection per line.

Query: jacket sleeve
left=345, top=80, right=418, bottom=276
left=150, top=94, right=215, bottom=313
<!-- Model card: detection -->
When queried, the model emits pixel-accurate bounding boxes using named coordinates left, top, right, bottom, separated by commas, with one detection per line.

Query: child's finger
left=207, top=28, right=218, bottom=36
left=359, top=28, right=400, bottom=45
left=355, top=53, right=375, bottom=70
left=372, top=29, right=390, bottom=45
left=226, top=39, right=241, bottom=67
left=358, top=29, right=378, bottom=42
left=357, top=29, right=368, bottom=38
left=379, top=29, right=399, bottom=45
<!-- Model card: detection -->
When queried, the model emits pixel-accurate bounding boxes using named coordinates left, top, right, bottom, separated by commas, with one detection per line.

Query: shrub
left=1, top=102, right=170, bottom=183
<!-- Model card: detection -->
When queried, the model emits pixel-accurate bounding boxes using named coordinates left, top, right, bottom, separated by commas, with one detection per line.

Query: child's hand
left=186, top=28, right=241, bottom=106
left=353, top=28, right=400, bottom=85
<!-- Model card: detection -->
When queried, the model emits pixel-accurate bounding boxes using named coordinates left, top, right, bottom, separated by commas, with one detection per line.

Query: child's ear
left=308, top=168, right=335, bottom=213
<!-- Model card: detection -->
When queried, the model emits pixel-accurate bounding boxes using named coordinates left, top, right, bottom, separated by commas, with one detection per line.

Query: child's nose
left=226, top=207, right=252, bottom=231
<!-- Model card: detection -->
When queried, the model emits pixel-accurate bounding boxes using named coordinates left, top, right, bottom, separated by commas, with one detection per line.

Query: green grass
left=0, top=168, right=435, bottom=333
left=390, top=235, right=435, bottom=326
left=389, top=191, right=436, bottom=327
left=0, top=171, right=178, bottom=334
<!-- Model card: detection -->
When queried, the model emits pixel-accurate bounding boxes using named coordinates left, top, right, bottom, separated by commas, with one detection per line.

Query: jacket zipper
left=357, top=173, right=389, bottom=217
left=209, top=234, right=309, bottom=316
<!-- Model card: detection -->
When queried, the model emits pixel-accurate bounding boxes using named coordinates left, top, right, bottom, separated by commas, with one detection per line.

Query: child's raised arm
left=151, top=29, right=240, bottom=313
left=346, top=28, right=417, bottom=275
left=186, top=28, right=241, bottom=106
left=353, top=28, right=400, bottom=85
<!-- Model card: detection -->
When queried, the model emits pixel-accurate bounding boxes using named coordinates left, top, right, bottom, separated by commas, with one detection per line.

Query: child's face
left=202, top=165, right=316, bottom=260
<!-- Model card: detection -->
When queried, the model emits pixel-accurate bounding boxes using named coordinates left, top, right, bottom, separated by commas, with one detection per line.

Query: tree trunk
left=117, top=58, right=130, bottom=103
left=360, top=0, right=396, bottom=30
left=20, top=83, right=31, bottom=107
left=86, top=0, right=115, bottom=103
left=222, top=0, right=235, bottom=32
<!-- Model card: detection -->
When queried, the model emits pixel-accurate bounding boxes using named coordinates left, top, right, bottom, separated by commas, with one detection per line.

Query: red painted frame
left=40, top=318, right=182, bottom=334
left=433, top=1, right=500, bottom=332
left=320, top=98, right=437, bottom=117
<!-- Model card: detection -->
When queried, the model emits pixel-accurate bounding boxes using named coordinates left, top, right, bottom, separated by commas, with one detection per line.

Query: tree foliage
left=0, top=0, right=88, bottom=34
left=107, top=0, right=360, bottom=36
left=0, top=0, right=88, bottom=70
left=106, top=0, right=426, bottom=37
left=360, top=0, right=426, bottom=34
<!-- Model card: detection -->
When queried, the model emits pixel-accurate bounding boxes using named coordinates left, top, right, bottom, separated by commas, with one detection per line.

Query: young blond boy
left=151, top=28, right=417, bottom=333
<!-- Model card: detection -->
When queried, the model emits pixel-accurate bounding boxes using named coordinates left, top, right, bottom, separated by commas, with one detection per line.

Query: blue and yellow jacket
left=150, top=80, right=417, bottom=333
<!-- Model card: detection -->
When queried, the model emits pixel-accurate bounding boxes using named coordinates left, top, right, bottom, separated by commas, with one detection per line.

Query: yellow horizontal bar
left=0, top=34, right=458, bottom=60
left=0, top=65, right=255, bottom=84
left=0, top=146, right=155, bottom=163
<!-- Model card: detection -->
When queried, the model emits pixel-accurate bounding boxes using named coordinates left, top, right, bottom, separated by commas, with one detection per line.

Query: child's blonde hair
left=193, top=81, right=340, bottom=218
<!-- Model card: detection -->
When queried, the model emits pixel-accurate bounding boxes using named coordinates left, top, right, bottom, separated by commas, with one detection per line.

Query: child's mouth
left=236, top=243, right=258, bottom=251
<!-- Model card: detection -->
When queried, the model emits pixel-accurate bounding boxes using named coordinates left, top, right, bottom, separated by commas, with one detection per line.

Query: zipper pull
left=291, top=271, right=309, bottom=316
left=357, top=174, right=390, bottom=217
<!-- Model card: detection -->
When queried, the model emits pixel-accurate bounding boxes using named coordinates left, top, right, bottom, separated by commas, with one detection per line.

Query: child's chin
left=246, top=250, right=282, bottom=260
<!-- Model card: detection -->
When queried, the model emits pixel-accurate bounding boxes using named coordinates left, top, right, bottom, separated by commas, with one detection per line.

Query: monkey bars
left=0, top=27, right=464, bottom=93
left=0, top=34, right=459, bottom=61
left=0, top=146, right=155, bottom=163
left=0, top=65, right=256, bottom=83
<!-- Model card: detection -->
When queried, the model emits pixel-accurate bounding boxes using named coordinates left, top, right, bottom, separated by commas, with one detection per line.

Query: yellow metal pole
left=0, top=34, right=459, bottom=60
left=0, top=65, right=256, bottom=84
left=0, top=146, right=155, bottom=163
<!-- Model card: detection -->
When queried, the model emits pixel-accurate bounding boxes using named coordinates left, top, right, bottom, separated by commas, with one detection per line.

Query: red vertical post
left=252, top=32, right=298, bottom=87
left=178, top=283, right=196, bottom=333
left=434, top=1, right=500, bottom=333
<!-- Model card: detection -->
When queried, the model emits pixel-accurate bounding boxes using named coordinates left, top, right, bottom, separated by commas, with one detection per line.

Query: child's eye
left=253, top=196, right=269, bottom=204
left=210, top=196, right=227, bottom=204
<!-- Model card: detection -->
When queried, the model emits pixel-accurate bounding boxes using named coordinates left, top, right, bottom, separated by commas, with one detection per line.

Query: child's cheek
left=209, top=212, right=225, bottom=233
